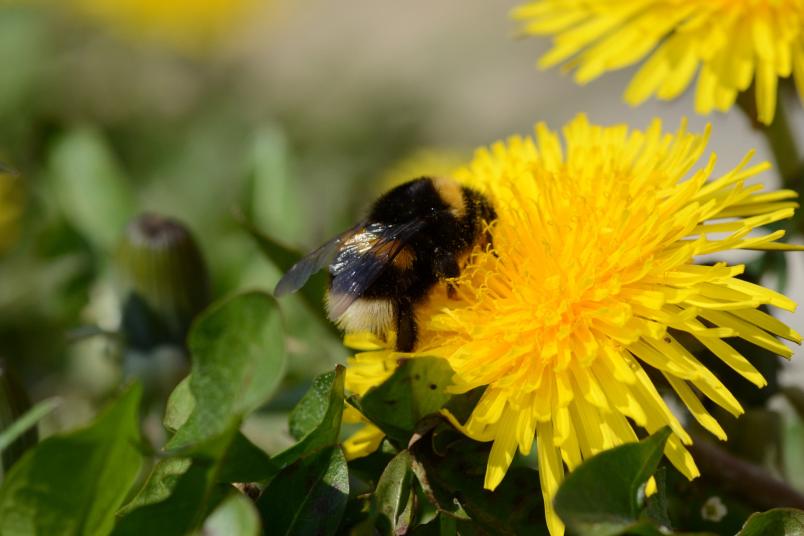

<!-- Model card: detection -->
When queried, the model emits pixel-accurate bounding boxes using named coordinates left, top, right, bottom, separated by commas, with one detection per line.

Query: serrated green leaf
left=375, top=450, right=415, bottom=535
left=356, top=357, right=453, bottom=445
left=553, top=428, right=672, bottom=536
left=271, top=366, right=344, bottom=470
left=168, top=291, right=286, bottom=450
left=257, top=446, right=349, bottom=536
left=203, top=492, right=262, bottom=536
left=738, top=508, right=804, bottom=536
left=48, top=127, right=135, bottom=250
left=0, top=384, right=143, bottom=536
left=289, top=371, right=335, bottom=441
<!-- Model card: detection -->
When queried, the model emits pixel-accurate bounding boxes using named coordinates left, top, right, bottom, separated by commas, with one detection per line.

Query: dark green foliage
left=738, top=508, right=804, bottom=536
left=271, top=367, right=345, bottom=470
left=289, top=370, right=336, bottom=441
left=168, top=291, right=286, bottom=450
left=409, top=429, right=548, bottom=535
left=257, top=446, right=349, bottom=536
left=0, top=384, right=143, bottom=536
left=374, top=450, right=417, bottom=534
left=553, top=428, right=671, bottom=535
left=353, top=357, right=454, bottom=445
left=0, top=360, right=45, bottom=479
left=113, top=455, right=228, bottom=535
left=115, top=292, right=288, bottom=533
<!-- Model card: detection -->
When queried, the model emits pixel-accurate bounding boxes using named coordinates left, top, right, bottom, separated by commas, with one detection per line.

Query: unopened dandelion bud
left=117, top=213, right=210, bottom=349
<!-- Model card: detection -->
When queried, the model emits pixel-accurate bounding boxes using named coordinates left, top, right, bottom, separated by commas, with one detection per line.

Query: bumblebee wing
left=273, top=222, right=364, bottom=297
left=327, top=219, right=426, bottom=318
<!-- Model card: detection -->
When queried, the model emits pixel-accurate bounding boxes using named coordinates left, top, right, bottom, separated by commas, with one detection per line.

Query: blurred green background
left=0, top=0, right=801, bottom=482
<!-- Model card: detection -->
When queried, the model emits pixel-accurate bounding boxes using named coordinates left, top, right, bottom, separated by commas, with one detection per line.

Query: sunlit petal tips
left=513, top=0, right=804, bottom=124
left=343, top=115, right=802, bottom=535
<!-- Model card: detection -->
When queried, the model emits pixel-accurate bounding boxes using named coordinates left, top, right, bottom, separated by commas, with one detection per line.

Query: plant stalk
left=689, top=434, right=804, bottom=511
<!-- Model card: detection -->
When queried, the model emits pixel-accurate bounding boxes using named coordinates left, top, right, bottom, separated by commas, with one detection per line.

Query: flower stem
left=764, top=96, right=802, bottom=190
left=689, top=433, right=804, bottom=511
left=738, top=88, right=801, bottom=185
left=738, top=88, right=804, bottom=234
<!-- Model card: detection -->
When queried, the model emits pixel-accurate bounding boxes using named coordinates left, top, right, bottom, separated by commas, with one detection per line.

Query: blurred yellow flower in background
left=378, top=148, right=467, bottom=192
left=71, top=0, right=263, bottom=52
left=0, top=168, right=23, bottom=255
left=514, top=0, right=804, bottom=124
left=344, top=115, right=803, bottom=535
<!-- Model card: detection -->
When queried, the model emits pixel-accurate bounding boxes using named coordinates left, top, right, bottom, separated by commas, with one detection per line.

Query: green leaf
left=0, top=361, right=46, bottom=478
left=257, top=446, right=349, bottom=536
left=113, top=457, right=228, bottom=535
left=374, top=450, right=416, bottom=535
left=163, top=376, right=193, bottom=433
left=271, top=365, right=345, bottom=470
left=168, top=291, right=286, bottom=450
left=0, top=384, right=143, bottom=536
left=409, top=431, right=548, bottom=535
left=738, top=508, right=804, bottom=536
left=48, top=127, right=135, bottom=250
left=118, top=457, right=192, bottom=515
left=356, top=357, right=454, bottom=445
left=203, top=493, right=262, bottom=536
left=235, top=214, right=335, bottom=336
left=289, top=371, right=335, bottom=441
left=250, top=125, right=305, bottom=243
left=642, top=467, right=671, bottom=529
left=121, top=409, right=277, bottom=534
left=0, top=397, right=58, bottom=452
left=553, top=427, right=672, bottom=536
left=217, top=432, right=278, bottom=483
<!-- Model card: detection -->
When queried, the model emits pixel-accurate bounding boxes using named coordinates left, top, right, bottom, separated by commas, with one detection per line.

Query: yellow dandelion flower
left=70, top=0, right=263, bottom=52
left=378, top=148, right=467, bottom=192
left=513, top=0, right=804, bottom=124
left=342, top=334, right=397, bottom=460
left=346, top=115, right=803, bottom=535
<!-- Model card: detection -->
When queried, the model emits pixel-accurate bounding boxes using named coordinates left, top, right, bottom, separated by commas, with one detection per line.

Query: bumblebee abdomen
left=326, top=293, right=394, bottom=336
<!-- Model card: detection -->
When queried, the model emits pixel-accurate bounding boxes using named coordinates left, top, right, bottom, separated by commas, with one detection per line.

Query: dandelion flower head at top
left=514, top=0, right=804, bottom=124
left=343, top=114, right=802, bottom=536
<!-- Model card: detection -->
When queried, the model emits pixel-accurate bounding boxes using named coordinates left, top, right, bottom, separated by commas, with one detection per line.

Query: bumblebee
left=274, top=177, right=496, bottom=352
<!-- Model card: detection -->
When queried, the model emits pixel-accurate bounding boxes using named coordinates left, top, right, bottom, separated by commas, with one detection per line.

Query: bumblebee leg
left=395, top=301, right=417, bottom=352
left=435, top=253, right=460, bottom=299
